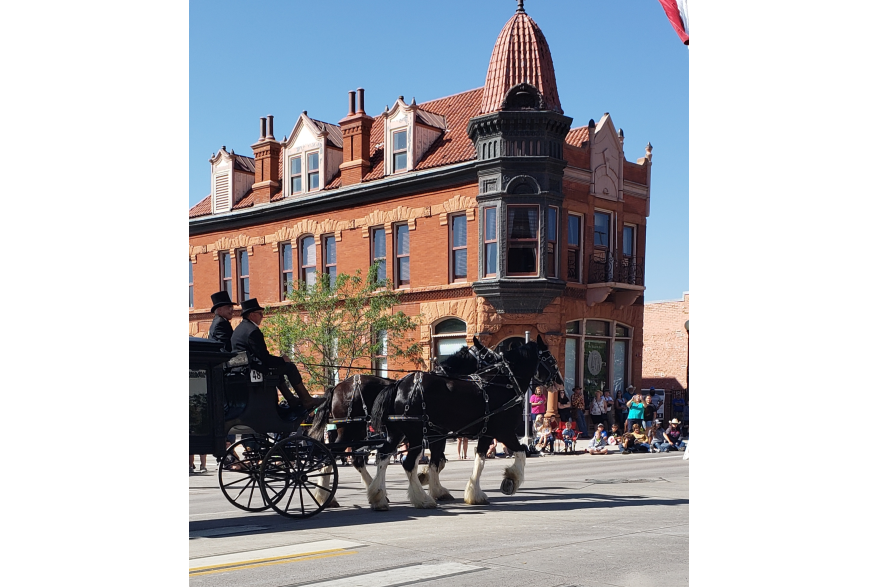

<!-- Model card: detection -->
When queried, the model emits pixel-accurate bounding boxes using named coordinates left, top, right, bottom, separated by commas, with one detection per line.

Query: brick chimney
left=338, top=88, right=374, bottom=186
left=251, top=114, right=281, bottom=205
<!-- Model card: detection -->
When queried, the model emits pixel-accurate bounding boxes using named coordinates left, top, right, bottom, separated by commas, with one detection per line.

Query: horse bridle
left=531, top=348, right=562, bottom=387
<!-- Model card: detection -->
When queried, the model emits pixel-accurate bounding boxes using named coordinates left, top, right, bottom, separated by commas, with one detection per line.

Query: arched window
left=432, top=318, right=467, bottom=366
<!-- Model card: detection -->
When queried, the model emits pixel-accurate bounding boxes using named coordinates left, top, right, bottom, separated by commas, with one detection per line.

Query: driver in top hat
left=208, top=291, right=235, bottom=352
left=231, top=298, right=322, bottom=411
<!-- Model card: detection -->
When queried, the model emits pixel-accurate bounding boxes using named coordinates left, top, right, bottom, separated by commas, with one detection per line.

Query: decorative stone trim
left=265, top=218, right=353, bottom=252
left=356, top=205, right=432, bottom=237
left=438, top=194, right=477, bottom=225
left=189, top=245, right=207, bottom=264
left=398, top=286, right=474, bottom=304
left=417, top=297, right=478, bottom=342
left=207, top=234, right=265, bottom=259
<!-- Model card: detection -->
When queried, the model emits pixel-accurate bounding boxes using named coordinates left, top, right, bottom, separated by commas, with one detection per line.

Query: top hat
left=210, top=291, right=234, bottom=313
left=240, top=298, right=265, bottom=317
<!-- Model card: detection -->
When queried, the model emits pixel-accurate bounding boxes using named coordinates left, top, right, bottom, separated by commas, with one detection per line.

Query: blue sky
left=190, top=0, right=688, bottom=302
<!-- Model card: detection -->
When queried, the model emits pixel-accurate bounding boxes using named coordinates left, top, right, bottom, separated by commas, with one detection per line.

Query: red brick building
left=642, top=292, right=689, bottom=394
left=188, top=4, right=654, bottom=412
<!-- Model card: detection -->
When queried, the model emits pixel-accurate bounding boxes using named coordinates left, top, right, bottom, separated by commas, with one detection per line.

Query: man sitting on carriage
left=230, top=298, right=323, bottom=412
left=208, top=291, right=235, bottom=351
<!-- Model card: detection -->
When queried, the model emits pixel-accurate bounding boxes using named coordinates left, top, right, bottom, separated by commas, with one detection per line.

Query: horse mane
left=436, top=346, right=476, bottom=377
left=369, top=379, right=398, bottom=430
left=308, top=385, right=335, bottom=440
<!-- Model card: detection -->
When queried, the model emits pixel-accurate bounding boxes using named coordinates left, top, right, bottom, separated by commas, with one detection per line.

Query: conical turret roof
left=480, top=6, right=562, bottom=114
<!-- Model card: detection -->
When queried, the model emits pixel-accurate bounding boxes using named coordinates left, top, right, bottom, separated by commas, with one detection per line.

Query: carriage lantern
left=189, top=337, right=236, bottom=457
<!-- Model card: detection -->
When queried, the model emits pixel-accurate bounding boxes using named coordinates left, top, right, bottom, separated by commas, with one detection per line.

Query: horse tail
left=369, top=380, right=398, bottom=431
left=309, top=385, right=335, bottom=440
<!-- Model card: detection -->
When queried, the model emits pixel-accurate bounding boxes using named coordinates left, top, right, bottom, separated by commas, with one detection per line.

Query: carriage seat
left=222, top=366, right=306, bottom=436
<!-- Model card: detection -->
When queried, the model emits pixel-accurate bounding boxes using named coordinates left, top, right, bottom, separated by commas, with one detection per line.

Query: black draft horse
left=307, top=338, right=501, bottom=505
left=367, top=336, right=562, bottom=511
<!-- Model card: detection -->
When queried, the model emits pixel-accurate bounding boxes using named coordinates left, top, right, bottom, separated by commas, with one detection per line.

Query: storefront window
left=562, top=319, right=633, bottom=403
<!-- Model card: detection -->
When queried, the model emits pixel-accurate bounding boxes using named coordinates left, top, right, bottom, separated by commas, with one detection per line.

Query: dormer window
left=307, top=152, right=320, bottom=191
left=289, top=156, right=302, bottom=194
left=382, top=96, right=446, bottom=178
left=392, top=130, right=407, bottom=173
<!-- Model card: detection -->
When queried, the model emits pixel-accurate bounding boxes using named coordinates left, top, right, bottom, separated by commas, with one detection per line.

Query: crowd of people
left=528, top=383, right=689, bottom=456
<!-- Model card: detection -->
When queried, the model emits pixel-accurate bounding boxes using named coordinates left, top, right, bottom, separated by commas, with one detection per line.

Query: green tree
left=261, top=263, right=424, bottom=391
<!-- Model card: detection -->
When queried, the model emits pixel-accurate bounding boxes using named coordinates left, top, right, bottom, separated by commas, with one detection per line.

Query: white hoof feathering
left=502, top=451, right=526, bottom=494
left=366, top=457, right=391, bottom=510
left=355, top=464, right=374, bottom=489
left=405, top=467, right=437, bottom=508
left=417, top=465, right=430, bottom=486
left=312, top=465, right=333, bottom=505
left=427, top=462, right=453, bottom=501
left=463, top=454, right=489, bottom=505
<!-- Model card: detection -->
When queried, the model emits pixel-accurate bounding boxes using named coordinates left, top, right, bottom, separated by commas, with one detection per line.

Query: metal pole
left=523, top=331, right=530, bottom=446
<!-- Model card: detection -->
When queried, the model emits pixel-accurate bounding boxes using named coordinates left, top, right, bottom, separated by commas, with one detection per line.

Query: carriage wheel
left=218, top=436, right=278, bottom=512
left=259, top=434, right=338, bottom=519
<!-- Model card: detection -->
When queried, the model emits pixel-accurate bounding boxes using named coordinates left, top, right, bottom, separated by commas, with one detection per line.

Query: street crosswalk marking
left=189, top=539, right=361, bottom=575
left=297, top=562, right=484, bottom=587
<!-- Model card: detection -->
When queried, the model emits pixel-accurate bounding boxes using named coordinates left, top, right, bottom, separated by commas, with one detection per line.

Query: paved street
left=190, top=441, right=689, bottom=587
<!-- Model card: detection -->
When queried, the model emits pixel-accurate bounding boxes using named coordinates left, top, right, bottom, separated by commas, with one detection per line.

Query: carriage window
left=280, top=242, right=294, bottom=300
left=237, top=250, right=249, bottom=302
left=373, top=330, right=388, bottom=378
left=395, top=224, right=410, bottom=288
left=372, top=228, right=386, bottom=282
left=189, top=369, right=210, bottom=436
left=323, top=235, right=337, bottom=288
left=483, top=206, right=497, bottom=277
left=220, top=251, right=232, bottom=298
left=432, top=318, right=467, bottom=366
left=507, top=206, right=538, bottom=276
left=451, top=213, right=467, bottom=282
left=299, top=235, right=316, bottom=289
left=189, top=260, right=194, bottom=309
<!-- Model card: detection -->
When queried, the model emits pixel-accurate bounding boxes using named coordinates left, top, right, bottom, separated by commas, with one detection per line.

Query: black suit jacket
left=230, top=319, right=285, bottom=373
left=208, top=315, right=233, bottom=352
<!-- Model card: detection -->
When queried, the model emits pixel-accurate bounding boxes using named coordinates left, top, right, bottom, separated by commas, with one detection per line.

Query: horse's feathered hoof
left=500, top=478, right=515, bottom=495
left=435, top=491, right=454, bottom=501
left=325, top=498, right=341, bottom=508
left=371, top=498, right=389, bottom=511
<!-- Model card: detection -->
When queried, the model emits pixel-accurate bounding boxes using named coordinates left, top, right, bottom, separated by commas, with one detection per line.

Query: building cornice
left=190, top=160, right=479, bottom=236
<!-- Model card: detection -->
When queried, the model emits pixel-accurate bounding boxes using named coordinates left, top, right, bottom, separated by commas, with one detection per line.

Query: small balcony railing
left=588, top=251, right=644, bottom=286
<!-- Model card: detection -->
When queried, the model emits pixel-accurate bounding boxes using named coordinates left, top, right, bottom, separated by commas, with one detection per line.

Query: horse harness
left=387, top=350, right=539, bottom=445
left=328, top=374, right=378, bottom=433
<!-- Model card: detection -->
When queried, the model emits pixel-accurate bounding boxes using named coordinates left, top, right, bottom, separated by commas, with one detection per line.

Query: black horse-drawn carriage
left=189, top=334, right=562, bottom=519
left=189, top=337, right=382, bottom=519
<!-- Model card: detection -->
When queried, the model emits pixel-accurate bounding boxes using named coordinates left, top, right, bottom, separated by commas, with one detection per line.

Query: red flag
left=657, top=0, right=689, bottom=45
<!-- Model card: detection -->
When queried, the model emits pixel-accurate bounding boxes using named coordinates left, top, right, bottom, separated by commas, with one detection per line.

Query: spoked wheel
left=259, top=434, right=338, bottom=519
left=218, top=436, right=278, bottom=512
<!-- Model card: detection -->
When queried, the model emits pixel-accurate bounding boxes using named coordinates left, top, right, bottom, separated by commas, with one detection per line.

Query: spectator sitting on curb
left=607, top=423, right=623, bottom=452
left=587, top=423, right=609, bottom=454
left=620, top=423, right=650, bottom=454
left=533, top=415, right=550, bottom=453
left=664, top=418, right=686, bottom=451
left=649, top=420, right=668, bottom=453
